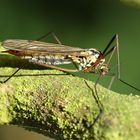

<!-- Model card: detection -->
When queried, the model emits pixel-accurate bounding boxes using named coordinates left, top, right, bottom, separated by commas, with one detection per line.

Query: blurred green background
left=0, top=0, right=140, bottom=140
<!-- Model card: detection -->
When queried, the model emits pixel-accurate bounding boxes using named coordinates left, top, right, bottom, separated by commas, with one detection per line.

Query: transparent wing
left=2, top=39, right=88, bottom=56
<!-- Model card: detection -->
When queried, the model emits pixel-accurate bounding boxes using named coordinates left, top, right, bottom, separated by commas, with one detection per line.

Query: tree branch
left=0, top=49, right=140, bottom=140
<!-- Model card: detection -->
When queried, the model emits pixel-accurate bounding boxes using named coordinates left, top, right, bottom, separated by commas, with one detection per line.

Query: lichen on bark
left=0, top=48, right=140, bottom=140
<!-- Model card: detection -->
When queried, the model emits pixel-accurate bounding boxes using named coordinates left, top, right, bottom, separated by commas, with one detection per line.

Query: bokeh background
left=0, top=0, right=140, bottom=140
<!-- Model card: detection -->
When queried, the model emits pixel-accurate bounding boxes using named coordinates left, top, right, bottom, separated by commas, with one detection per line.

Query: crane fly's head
left=100, top=64, right=108, bottom=76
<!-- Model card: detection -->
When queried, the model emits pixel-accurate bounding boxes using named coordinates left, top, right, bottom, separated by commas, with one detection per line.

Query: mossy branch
left=0, top=53, right=140, bottom=140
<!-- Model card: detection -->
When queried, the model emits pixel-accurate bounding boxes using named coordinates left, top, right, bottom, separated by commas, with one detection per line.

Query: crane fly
left=0, top=33, right=140, bottom=126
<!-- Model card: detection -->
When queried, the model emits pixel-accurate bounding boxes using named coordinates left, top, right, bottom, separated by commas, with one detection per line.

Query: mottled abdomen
left=25, top=55, right=72, bottom=65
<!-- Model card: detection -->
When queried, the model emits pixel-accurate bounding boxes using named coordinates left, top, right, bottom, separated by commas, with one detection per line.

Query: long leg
left=84, top=75, right=104, bottom=127
left=105, top=35, right=140, bottom=92
left=102, top=34, right=117, bottom=55
left=108, top=74, right=115, bottom=90
left=0, top=68, right=20, bottom=83
left=36, top=32, right=62, bottom=44
left=0, top=32, right=62, bottom=83
left=32, top=62, right=79, bottom=73
left=116, top=35, right=140, bottom=91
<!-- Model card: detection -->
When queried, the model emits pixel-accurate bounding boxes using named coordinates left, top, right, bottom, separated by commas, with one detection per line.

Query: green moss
left=0, top=46, right=140, bottom=139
